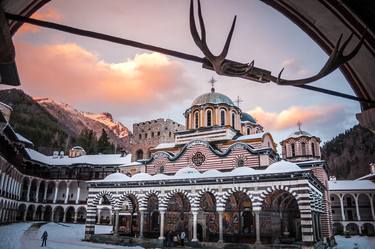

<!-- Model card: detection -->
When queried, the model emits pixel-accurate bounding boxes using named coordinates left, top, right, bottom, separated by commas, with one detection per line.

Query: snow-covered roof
left=25, top=148, right=132, bottom=166
left=329, top=180, right=375, bottom=191
left=103, top=172, right=130, bottom=181
left=16, top=133, right=33, bottom=145
left=236, top=132, right=266, bottom=141
left=296, top=160, right=325, bottom=165
left=356, top=173, right=375, bottom=181
left=92, top=160, right=306, bottom=183
left=153, top=142, right=176, bottom=150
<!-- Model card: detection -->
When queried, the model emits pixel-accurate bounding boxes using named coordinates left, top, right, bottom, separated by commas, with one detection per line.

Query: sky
left=10, top=0, right=361, bottom=145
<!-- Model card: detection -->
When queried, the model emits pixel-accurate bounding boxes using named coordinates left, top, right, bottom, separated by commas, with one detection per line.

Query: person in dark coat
left=166, top=230, right=172, bottom=247
left=180, top=230, right=186, bottom=246
left=41, top=230, right=48, bottom=247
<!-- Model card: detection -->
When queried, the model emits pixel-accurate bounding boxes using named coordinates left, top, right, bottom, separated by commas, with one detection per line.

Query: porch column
left=33, top=208, right=37, bottom=220
left=254, top=210, right=261, bottom=245
left=0, top=172, right=5, bottom=195
left=64, top=183, right=70, bottom=204
left=192, top=209, right=198, bottom=242
left=35, top=180, right=41, bottom=202
left=139, top=208, right=145, bottom=238
left=368, top=194, right=375, bottom=221
left=354, top=195, right=361, bottom=221
left=109, top=210, right=113, bottom=225
left=158, top=209, right=166, bottom=240
left=339, top=195, right=346, bottom=221
left=43, top=182, right=48, bottom=202
left=26, top=180, right=31, bottom=202
left=74, top=210, right=78, bottom=223
left=53, top=183, right=58, bottom=204
left=63, top=209, right=67, bottom=223
left=114, top=209, right=120, bottom=235
left=23, top=207, right=27, bottom=221
left=41, top=208, right=45, bottom=221
left=218, top=209, right=224, bottom=243
left=75, top=187, right=81, bottom=204
left=97, top=208, right=101, bottom=224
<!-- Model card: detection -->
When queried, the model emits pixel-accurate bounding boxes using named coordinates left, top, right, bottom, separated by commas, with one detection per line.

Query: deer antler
left=190, top=0, right=254, bottom=76
left=271, top=30, right=366, bottom=86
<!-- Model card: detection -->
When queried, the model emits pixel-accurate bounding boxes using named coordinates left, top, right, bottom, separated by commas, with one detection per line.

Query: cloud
left=247, top=105, right=344, bottom=131
left=16, top=42, right=196, bottom=116
left=281, top=58, right=310, bottom=77
left=18, top=7, right=62, bottom=34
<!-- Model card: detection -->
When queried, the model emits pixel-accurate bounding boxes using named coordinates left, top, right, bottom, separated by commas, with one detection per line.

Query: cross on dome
left=208, top=77, right=216, bottom=93
left=297, top=121, right=302, bottom=131
left=235, top=96, right=243, bottom=107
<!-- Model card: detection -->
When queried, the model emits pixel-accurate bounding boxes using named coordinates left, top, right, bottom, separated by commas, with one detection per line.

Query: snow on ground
left=335, top=235, right=375, bottom=249
left=0, top=222, right=143, bottom=249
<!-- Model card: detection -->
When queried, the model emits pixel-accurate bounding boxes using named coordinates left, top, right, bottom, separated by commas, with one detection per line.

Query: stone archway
left=16, top=203, right=26, bottom=221
left=333, top=222, right=344, bottom=235
left=26, top=205, right=35, bottom=221
left=53, top=206, right=64, bottom=222
left=20, top=178, right=29, bottom=201
left=223, top=191, right=254, bottom=243
left=362, top=223, right=375, bottom=236
left=346, top=223, right=359, bottom=235
left=260, top=190, right=302, bottom=244
left=146, top=194, right=159, bottom=237
left=117, top=193, right=139, bottom=235
left=199, top=192, right=218, bottom=242
left=44, top=205, right=52, bottom=221
left=35, top=205, right=43, bottom=220
left=65, top=206, right=75, bottom=223
left=165, top=192, right=191, bottom=237
left=77, top=206, right=86, bottom=223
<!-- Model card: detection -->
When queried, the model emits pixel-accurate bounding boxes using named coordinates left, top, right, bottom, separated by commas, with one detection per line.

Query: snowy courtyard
left=1, top=222, right=375, bottom=249
left=0, top=222, right=142, bottom=249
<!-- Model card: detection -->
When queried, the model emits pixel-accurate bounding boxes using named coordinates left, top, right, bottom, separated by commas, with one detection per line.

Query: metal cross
left=235, top=96, right=243, bottom=107
left=297, top=121, right=302, bottom=131
left=209, top=77, right=216, bottom=92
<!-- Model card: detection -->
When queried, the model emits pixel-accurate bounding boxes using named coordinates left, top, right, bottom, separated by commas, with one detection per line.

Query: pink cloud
left=247, top=105, right=343, bottom=131
left=17, top=7, right=63, bottom=34
left=16, top=42, right=196, bottom=116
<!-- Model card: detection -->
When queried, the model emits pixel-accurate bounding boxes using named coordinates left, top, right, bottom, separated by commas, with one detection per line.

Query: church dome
left=241, top=112, right=256, bottom=123
left=287, top=130, right=312, bottom=138
left=192, top=90, right=235, bottom=106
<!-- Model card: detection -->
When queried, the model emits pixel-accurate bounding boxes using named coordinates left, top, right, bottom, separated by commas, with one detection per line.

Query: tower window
left=145, top=133, right=148, bottom=139
left=247, top=128, right=250, bottom=135
left=231, top=112, right=236, bottom=129
left=311, top=143, right=316, bottom=156
left=291, top=143, right=296, bottom=157
left=206, top=110, right=212, bottom=126
left=136, top=149, right=143, bottom=160
left=220, top=109, right=226, bottom=126
left=151, top=132, right=154, bottom=138
left=194, top=111, right=199, bottom=129
left=301, top=142, right=306, bottom=156
left=139, top=134, right=142, bottom=139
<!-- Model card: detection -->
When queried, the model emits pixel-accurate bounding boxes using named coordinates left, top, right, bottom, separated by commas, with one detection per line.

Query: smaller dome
left=231, top=167, right=256, bottom=176
left=192, top=91, right=235, bottom=106
left=202, top=169, right=222, bottom=177
left=132, top=172, right=152, bottom=180
left=266, top=160, right=302, bottom=173
left=153, top=173, right=169, bottom=180
left=287, top=130, right=312, bottom=138
left=175, top=167, right=201, bottom=177
left=104, top=172, right=130, bottom=181
left=241, top=112, right=256, bottom=123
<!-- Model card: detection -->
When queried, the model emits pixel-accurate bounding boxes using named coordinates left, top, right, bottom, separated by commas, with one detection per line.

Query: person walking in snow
left=180, top=230, right=186, bottom=246
left=41, top=230, right=48, bottom=247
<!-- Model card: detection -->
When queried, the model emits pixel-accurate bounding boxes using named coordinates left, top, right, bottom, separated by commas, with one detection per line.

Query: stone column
left=26, top=180, right=31, bottom=202
left=97, top=208, right=101, bottom=224
left=23, top=207, right=27, bottom=221
left=41, top=208, right=45, bottom=221
left=53, top=183, right=58, bottom=204
left=114, top=209, right=120, bottom=235
left=139, top=209, right=145, bottom=238
left=254, top=210, right=261, bottom=245
left=74, top=210, right=78, bottom=223
left=192, top=210, right=198, bottom=242
left=218, top=209, right=224, bottom=243
left=0, top=172, right=4, bottom=195
left=76, top=187, right=81, bottom=204
left=355, top=195, right=361, bottom=221
left=64, top=183, right=70, bottom=204
left=339, top=195, right=346, bottom=221
left=109, top=210, right=113, bottom=225
left=369, top=194, right=375, bottom=221
left=35, top=180, right=41, bottom=203
left=43, top=182, right=48, bottom=202
left=158, top=209, right=166, bottom=240
left=63, top=209, right=67, bottom=223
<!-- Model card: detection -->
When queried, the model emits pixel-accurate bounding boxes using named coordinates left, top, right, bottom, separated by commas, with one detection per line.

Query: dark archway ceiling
left=2, top=0, right=375, bottom=130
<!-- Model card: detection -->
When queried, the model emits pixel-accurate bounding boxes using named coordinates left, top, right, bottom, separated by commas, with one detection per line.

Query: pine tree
left=97, top=129, right=114, bottom=154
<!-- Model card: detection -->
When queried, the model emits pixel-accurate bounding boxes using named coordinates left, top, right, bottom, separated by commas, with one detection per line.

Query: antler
left=190, top=0, right=254, bottom=76
left=271, top=30, right=366, bottom=85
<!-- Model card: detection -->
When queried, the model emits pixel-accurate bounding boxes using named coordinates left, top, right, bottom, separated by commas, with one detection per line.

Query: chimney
left=53, top=151, right=59, bottom=159
left=370, top=163, right=375, bottom=174
left=59, top=151, right=64, bottom=158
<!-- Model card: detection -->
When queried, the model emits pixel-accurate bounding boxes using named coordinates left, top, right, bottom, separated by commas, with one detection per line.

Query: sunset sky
left=11, top=0, right=360, bottom=145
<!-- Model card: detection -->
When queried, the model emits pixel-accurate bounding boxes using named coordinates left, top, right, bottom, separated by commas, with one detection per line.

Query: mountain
left=35, top=97, right=131, bottom=151
left=322, top=125, right=375, bottom=180
left=0, top=89, right=131, bottom=154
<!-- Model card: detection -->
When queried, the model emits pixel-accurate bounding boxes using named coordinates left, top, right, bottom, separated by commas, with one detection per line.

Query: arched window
left=311, top=143, right=316, bottom=156
left=194, top=111, right=199, bottom=129
left=231, top=112, right=236, bottom=129
left=247, top=128, right=250, bottom=135
left=291, top=143, right=296, bottom=157
left=206, top=109, right=212, bottom=127
left=136, top=149, right=143, bottom=160
left=220, top=109, right=226, bottom=126
left=301, top=142, right=306, bottom=156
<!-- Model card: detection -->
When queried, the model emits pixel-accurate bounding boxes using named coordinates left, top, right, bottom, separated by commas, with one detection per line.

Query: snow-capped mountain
left=34, top=97, right=131, bottom=151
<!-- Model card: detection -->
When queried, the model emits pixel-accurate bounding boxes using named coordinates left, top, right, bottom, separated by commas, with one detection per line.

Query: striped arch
left=192, top=187, right=219, bottom=210
left=139, top=190, right=160, bottom=209
left=91, top=190, right=116, bottom=208
left=220, top=186, right=258, bottom=208
left=259, top=185, right=301, bottom=208
left=116, top=191, right=139, bottom=211
left=161, top=189, right=193, bottom=209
